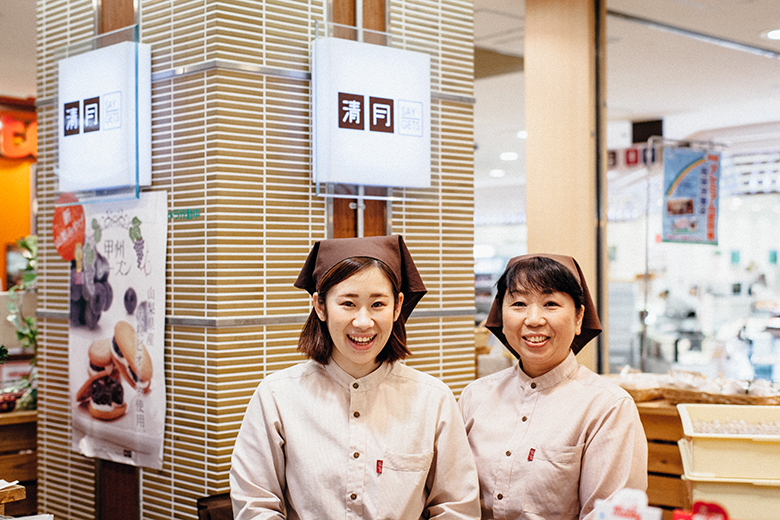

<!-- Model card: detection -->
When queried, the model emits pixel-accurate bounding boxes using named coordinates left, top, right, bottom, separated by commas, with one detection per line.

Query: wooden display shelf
left=636, top=400, right=688, bottom=520
left=0, top=483, right=26, bottom=515
left=0, top=409, right=37, bottom=516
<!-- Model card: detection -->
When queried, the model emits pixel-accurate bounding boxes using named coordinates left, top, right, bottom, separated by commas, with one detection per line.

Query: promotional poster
left=60, top=191, right=168, bottom=469
left=662, top=147, right=720, bottom=245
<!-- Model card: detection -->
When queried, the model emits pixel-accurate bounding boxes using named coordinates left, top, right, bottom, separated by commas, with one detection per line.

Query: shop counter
left=636, top=400, right=689, bottom=519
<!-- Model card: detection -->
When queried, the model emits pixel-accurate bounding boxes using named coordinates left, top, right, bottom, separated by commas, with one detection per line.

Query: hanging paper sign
left=67, top=191, right=168, bottom=469
left=662, top=147, right=720, bottom=244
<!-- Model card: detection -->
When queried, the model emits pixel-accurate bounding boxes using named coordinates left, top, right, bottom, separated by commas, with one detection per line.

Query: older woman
left=230, top=235, right=480, bottom=520
left=459, top=254, right=647, bottom=520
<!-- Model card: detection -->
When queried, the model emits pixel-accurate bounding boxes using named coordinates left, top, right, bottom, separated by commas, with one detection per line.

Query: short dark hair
left=298, top=256, right=410, bottom=365
left=495, top=256, right=584, bottom=310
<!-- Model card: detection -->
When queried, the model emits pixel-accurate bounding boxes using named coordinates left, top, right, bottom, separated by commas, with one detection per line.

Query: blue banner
left=662, top=147, right=720, bottom=244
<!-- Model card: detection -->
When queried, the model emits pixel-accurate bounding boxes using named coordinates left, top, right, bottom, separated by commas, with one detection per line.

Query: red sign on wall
left=52, top=193, right=86, bottom=261
left=0, top=114, right=37, bottom=159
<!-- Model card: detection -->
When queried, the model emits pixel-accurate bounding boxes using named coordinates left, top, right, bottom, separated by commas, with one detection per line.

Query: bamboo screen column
left=35, top=1, right=475, bottom=518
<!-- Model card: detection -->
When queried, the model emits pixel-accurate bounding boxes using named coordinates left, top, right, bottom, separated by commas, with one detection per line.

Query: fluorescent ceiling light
left=500, top=152, right=519, bottom=161
left=489, top=169, right=506, bottom=177
left=516, top=130, right=528, bottom=139
left=764, top=29, right=780, bottom=40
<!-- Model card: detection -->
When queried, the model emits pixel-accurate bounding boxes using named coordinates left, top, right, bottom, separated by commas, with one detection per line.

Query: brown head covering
left=294, top=235, right=427, bottom=321
left=485, top=253, right=601, bottom=356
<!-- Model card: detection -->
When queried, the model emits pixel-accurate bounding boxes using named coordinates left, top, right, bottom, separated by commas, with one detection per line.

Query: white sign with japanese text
left=313, top=37, right=431, bottom=188
left=68, top=191, right=167, bottom=469
left=58, top=41, right=151, bottom=192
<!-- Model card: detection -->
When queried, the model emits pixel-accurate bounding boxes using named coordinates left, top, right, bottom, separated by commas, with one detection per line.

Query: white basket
left=676, top=403, right=780, bottom=480
left=679, top=439, right=780, bottom=520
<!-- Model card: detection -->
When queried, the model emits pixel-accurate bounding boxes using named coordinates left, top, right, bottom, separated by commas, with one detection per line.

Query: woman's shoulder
left=465, top=364, right=516, bottom=390
left=388, top=362, right=454, bottom=395
left=460, top=365, right=517, bottom=403
left=260, top=359, right=322, bottom=387
left=570, top=364, right=635, bottom=403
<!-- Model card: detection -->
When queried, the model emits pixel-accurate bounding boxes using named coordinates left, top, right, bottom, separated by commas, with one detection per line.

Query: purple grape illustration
left=129, top=217, right=144, bottom=268
left=124, top=288, right=137, bottom=315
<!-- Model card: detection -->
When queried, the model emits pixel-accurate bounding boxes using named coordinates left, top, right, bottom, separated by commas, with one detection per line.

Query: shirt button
left=497, top=493, right=504, bottom=500
left=522, top=416, right=527, bottom=422
left=353, top=382, right=359, bottom=389
left=350, top=493, right=357, bottom=500
left=353, top=411, right=360, bottom=418
left=505, top=450, right=511, bottom=457
left=531, top=382, right=537, bottom=389
left=353, top=452, right=360, bottom=458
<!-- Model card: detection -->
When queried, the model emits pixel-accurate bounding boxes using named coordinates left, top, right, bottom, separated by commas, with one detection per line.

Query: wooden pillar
left=330, top=0, right=389, bottom=238
left=524, top=0, right=606, bottom=371
left=93, top=6, right=140, bottom=519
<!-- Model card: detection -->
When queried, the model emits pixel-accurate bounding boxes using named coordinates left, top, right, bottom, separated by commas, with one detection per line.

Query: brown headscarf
left=294, top=235, right=427, bottom=321
left=485, top=253, right=602, bottom=357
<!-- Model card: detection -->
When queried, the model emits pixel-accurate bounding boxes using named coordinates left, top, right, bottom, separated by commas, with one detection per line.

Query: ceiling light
left=764, top=29, right=780, bottom=40
left=516, top=130, right=528, bottom=139
left=474, top=244, right=496, bottom=259
left=489, top=169, right=506, bottom=178
left=500, top=152, right=519, bottom=161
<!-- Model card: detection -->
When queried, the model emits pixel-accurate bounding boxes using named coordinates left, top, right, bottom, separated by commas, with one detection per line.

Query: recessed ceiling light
left=516, top=130, right=528, bottom=139
left=489, top=169, right=506, bottom=177
left=762, top=29, right=780, bottom=40
left=500, top=152, right=519, bottom=161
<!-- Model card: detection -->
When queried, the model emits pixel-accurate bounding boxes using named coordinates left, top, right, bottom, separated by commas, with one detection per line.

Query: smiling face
left=314, top=265, right=404, bottom=379
left=501, top=287, right=584, bottom=378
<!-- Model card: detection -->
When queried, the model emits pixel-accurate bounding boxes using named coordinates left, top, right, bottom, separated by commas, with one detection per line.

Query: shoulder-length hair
left=298, top=256, right=410, bottom=365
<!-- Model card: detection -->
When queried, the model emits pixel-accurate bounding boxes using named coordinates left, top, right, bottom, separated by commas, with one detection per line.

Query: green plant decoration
left=1, top=234, right=38, bottom=410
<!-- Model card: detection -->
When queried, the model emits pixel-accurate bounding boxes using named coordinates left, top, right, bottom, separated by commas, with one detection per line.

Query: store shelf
left=636, top=401, right=688, bottom=519
left=0, top=409, right=37, bottom=516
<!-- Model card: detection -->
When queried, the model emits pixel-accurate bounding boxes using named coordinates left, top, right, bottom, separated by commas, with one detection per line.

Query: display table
left=0, top=410, right=37, bottom=516
left=636, top=400, right=689, bottom=520
left=0, top=483, right=26, bottom=515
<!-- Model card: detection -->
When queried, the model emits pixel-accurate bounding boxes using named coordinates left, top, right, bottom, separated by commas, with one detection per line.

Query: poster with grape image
left=63, top=191, right=168, bottom=469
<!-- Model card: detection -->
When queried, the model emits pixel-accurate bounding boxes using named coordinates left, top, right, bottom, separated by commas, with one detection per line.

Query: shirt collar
left=323, top=358, right=393, bottom=391
left=516, top=349, right=578, bottom=391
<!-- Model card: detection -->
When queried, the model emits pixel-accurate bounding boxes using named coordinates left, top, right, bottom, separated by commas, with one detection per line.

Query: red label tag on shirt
left=377, top=460, right=383, bottom=474
left=527, top=448, right=535, bottom=461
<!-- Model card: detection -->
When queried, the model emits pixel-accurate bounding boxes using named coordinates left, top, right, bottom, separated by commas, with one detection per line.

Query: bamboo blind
left=36, top=0, right=475, bottom=518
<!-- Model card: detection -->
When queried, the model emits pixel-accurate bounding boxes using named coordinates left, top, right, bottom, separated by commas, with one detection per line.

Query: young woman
left=459, top=254, right=647, bottom=520
left=230, top=235, right=480, bottom=520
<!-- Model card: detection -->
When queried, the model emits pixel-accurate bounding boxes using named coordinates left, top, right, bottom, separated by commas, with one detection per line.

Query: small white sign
left=58, top=41, right=152, bottom=192
left=313, top=37, right=431, bottom=188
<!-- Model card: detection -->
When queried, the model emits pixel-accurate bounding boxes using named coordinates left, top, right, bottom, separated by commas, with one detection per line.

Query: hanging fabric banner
left=65, top=190, right=168, bottom=469
left=662, top=147, right=720, bottom=244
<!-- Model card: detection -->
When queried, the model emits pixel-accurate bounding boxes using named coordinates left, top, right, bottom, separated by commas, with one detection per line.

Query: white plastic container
left=679, top=439, right=780, bottom=520
left=676, top=403, right=780, bottom=480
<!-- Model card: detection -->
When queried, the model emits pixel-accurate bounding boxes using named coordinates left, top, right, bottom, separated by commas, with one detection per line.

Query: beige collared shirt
left=459, top=351, right=647, bottom=520
left=230, top=359, right=481, bottom=520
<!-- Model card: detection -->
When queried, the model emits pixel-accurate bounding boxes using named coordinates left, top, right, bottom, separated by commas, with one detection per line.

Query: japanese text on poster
left=66, top=191, right=167, bottom=469
left=662, top=147, right=720, bottom=245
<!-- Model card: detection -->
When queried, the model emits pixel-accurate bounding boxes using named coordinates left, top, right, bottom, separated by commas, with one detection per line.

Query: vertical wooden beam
left=329, top=0, right=389, bottom=238
left=524, top=0, right=606, bottom=371
left=94, top=2, right=141, bottom=518
left=98, top=0, right=135, bottom=33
